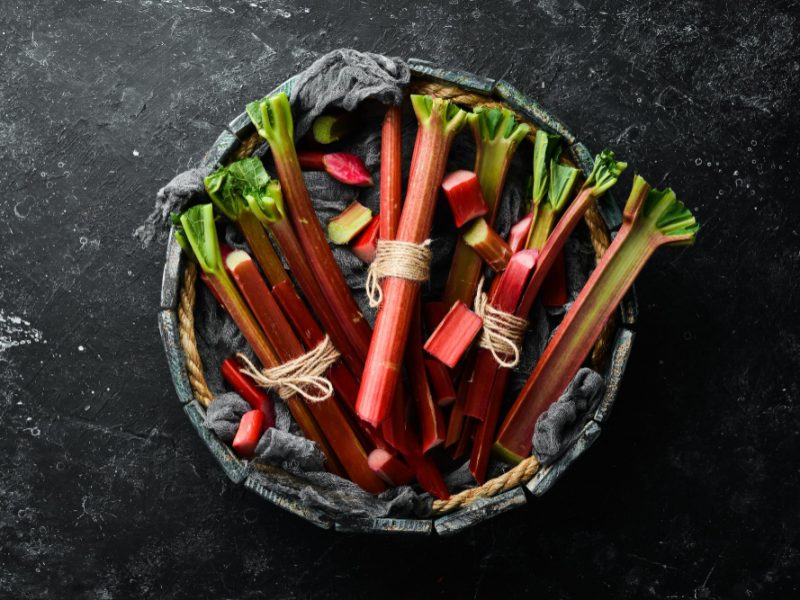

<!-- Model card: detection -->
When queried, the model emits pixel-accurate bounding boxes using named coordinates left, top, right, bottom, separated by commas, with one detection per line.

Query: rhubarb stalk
left=442, top=107, right=531, bottom=307
left=462, top=218, right=513, bottom=272
left=380, top=104, right=403, bottom=240
left=356, top=95, right=468, bottom=426
left=526, top=144, right=580, bottom=251
left=247, top=93, right=374, bottom=361
left=327, top=200, right=373, bottom=244
left=495, top=175, right=699, bottom=462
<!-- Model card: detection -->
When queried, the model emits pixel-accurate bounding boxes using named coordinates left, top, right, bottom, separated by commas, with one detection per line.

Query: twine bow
left=365, top=239, right=433, bottom=307
left=474, top=278, right=529, bottom=368
left=236, top=336, right=340, bottom=402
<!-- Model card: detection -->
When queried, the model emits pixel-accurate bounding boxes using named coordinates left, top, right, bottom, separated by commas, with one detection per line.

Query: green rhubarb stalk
left=495, top=175, right=699, bottom=463
left=442, top=107, right=531, bottom=307
left=526, top=156, right=580, bottom=251
left=247, top=92, right=374, bottom=361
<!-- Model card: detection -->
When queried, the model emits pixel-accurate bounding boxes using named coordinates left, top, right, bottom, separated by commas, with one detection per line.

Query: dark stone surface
left=1, top=1, right=798, bottom=598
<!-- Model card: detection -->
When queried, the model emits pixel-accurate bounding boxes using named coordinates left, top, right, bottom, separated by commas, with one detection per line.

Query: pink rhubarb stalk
left=356, top=95, right=468, bottom=426
left=495, top=175, right=699, bottom=462
left=380, top=104, right=403, bottom=240
left=232, top=409, right=265, bottom=458
left=221, top=356, right=276, bottom=427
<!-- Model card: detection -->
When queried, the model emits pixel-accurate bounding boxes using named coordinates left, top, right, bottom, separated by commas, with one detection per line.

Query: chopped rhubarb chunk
left=424, top=301, right=483, bottom=368
left=441, top=170, right=488, bottom=227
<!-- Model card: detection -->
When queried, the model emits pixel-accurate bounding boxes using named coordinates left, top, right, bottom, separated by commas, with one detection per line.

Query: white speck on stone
left=132, top=149, right=140, bottom=157
left=78, top=345, right=85, bottom=352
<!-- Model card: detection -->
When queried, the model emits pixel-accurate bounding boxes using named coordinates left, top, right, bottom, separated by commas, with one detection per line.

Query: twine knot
left=365, top=239, right=433, bottom=307
left=236, top=336, right=340, bottom=402
left=474, top=278, right=529, bottom=368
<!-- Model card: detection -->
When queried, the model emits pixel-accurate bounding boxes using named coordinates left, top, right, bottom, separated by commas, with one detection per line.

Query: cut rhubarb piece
left=469, top=367, right=510, bottom=484
left=508, top=213, right=533, bottom=254
left=424, top=301, right=483, bottom=369
left=406, top=301, right=445, bottom=453
left=232, top=409, right=265, bottom=458
left=323, top=152, right=373, bottom=187
left=380, top=104, right=403, bottom=240
left=368, top=449, right=414, bottom=486
left=221, top=356, right=276, bottom=427
left=445, top=356, right=473, bottom=447
left=405, top=449, right=450, bottom=500
left=425, top=359, right=457, bottom=407
left=311, top=111, right=356, bottom=145
left=462, top=218, right=513, bottom=272
left=299, top=150, right=373, bottom=187
left=356, top=95, right=468, bottom=426
left=540, top=249, right=568, bottom=307
left=451, top=417, right=476, bottom=460
left=442, top=107, right=531, bottom=307
left=351, top=215, right=380, bottom=263
left=441, top=170, right=488, bottom=227
left=495, top=175, right=699, bottom=462
left=327, top=200, right=373, bottom=244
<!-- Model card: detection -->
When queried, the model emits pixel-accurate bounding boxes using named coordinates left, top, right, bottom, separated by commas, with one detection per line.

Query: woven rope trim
left=175, top=78, right=615, bottom=517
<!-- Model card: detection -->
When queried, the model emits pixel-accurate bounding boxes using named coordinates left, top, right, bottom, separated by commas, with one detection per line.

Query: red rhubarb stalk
left=232, top=409, right=265, bottom=458
left=356, top=95, right=468, bottom=426
left=327, top=200, right=373, bottom=244
left=423, top=301, right=483, bottom=368
left=462, top=218, right=513, bottom=272
left=469, top=367, right=510, bottom=483
left=247, top=93, right=374, bottom=362
left=540, top=249, right=568, bottom=307
left=221, top=356, right=276, bottom=427
left=441, top=170, right=488, bottom=227
left=442, top=107, right=531, bottom=307
left=368, top=449, right=414, bottom=486
left=495, top=175, right=699, bottom=462
left=380, top=104, right=403, bottom=240
left=351, top=215, right=380, bottom=263
left=406, top=302, right=446, bottom=452
left=507, top=213, right=533, bottom=254
left=462, top=250, right=538, bottom=420
left=425, top=359, right=457, bottom=407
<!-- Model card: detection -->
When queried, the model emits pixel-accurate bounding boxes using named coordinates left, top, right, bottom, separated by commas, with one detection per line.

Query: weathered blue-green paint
left=526, top=420, right=602, bottom=497
left=335, top=517, right=433, bottom=535
left=160, top=228, right=183, bottom=310
left=434, top=487, right=528, bottom=536
left=158, top=308, right=193, bottom=404
left=408, top=58, right=496, bottom=94
left=244, top=473, right=333, bottom=530
left=494, top=79, right=576, bottom=145
left=184, top=401, right=248, bottom=484
left=200, top=129, right=240, bottom=170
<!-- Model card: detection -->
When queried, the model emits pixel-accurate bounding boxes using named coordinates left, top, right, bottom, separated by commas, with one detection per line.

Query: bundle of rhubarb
left=173, top=89, right=698, bottom=509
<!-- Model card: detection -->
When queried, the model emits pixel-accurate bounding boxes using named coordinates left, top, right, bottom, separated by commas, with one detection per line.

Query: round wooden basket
left=158, top=60, right=638, bottom=535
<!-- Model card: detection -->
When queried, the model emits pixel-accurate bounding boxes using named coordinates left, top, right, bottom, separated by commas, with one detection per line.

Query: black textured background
left=2, top=1, right=799, bottom=598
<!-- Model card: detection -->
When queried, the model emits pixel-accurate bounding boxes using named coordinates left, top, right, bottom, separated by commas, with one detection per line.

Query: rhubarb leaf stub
left=246, top=92, right=295, bottom=148
left=179, top=204, right=223, bottom=275
left=548, top=160, right=580, bottom=212
left=206, top=157, right=285, bottom=225
left=410, top=95, right=469, bottom=135
left=532, top=130, right=562, bottom=206
left=585, top=149, right=628, bottom=196
left=642, top=184, right=700, bottom=243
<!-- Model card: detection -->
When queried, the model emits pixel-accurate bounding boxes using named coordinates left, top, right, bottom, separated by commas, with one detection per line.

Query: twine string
left=365, top=239, right=433, bottom=307
left=474, top=277, right=529, bottom=369
left=236, top=335, right=340, bottom=402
